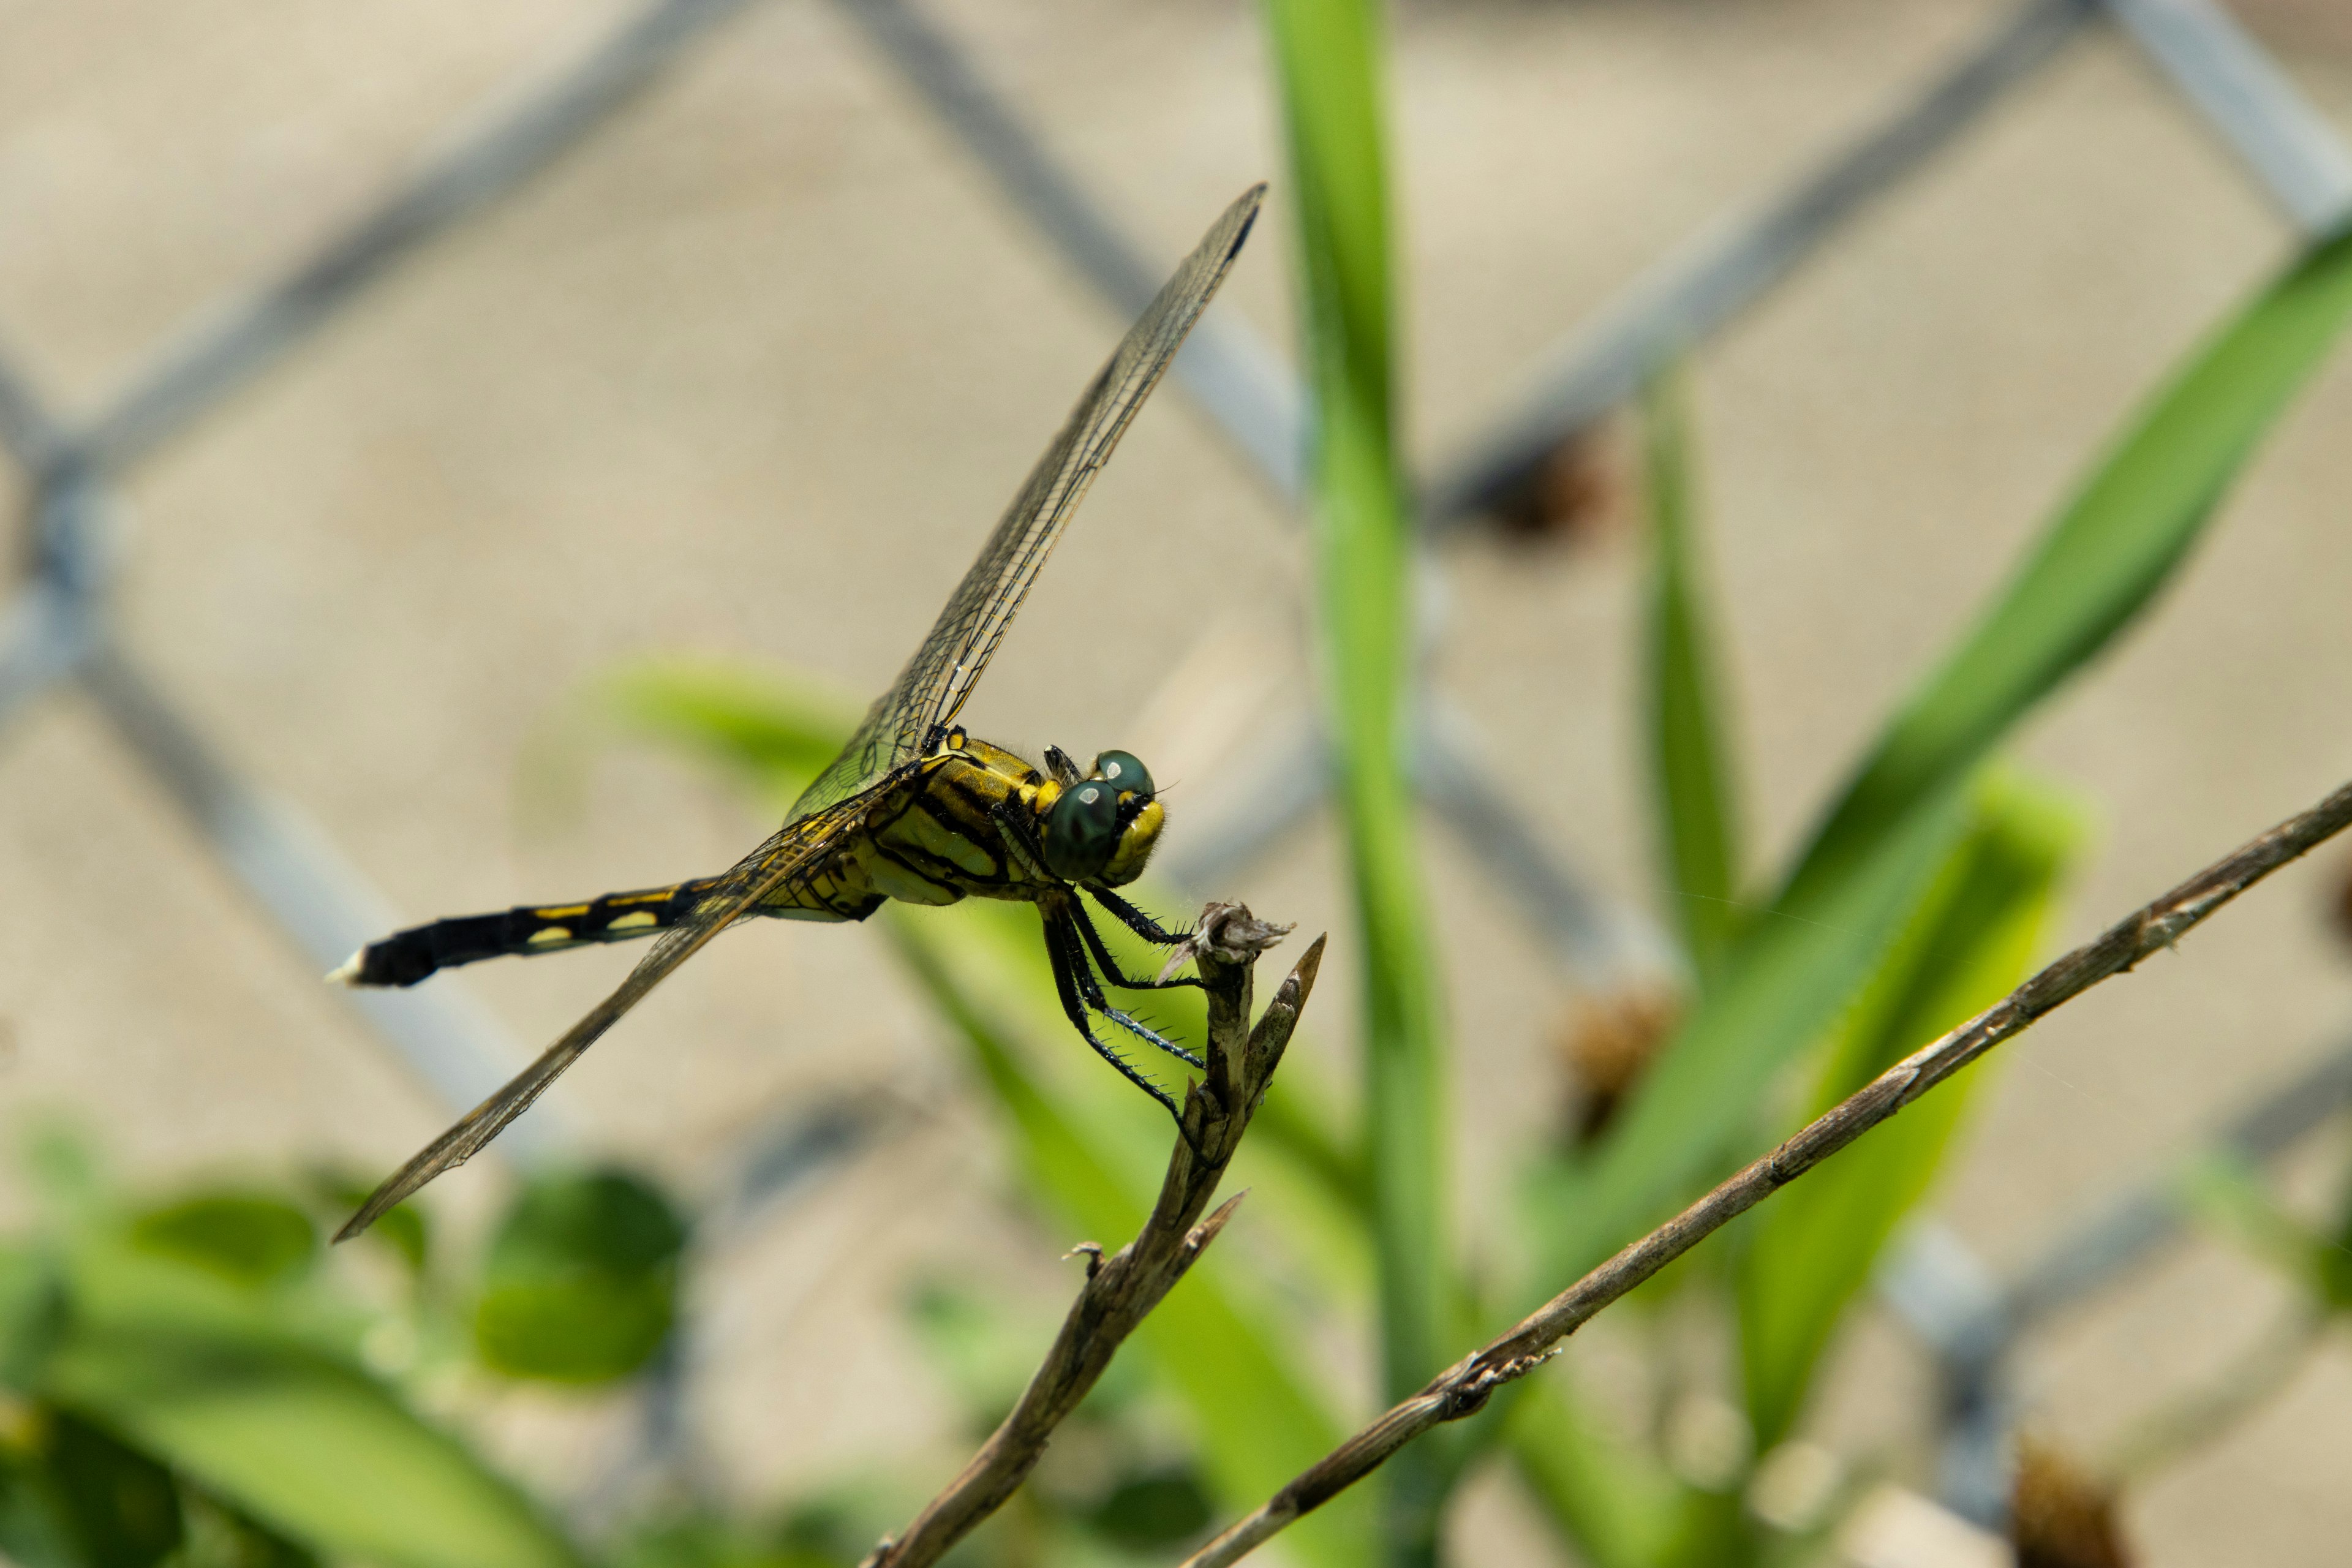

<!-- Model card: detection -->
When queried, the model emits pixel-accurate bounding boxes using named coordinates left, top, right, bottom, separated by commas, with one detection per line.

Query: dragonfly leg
left=1054, top=907, right=1205, bottom=1071
left=1069, top=897, right=1204, bottom=994
left=1040, top=909, right=1186, bottom=1125
left=1085, top=884, right=1190, bottom=946
left=992, top=801, right=1055, bottom=883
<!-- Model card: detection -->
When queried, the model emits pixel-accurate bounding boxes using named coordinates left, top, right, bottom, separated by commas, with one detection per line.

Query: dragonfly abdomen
left=333, top=883, right=715, bottom=987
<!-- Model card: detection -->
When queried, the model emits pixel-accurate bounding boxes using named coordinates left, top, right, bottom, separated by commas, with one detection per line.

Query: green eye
left=1091, top=750, right=1155, bottom=799
left=1043, top=780, right=1121, bottom=881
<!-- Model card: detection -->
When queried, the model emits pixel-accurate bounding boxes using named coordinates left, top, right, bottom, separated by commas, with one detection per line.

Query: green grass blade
left=1777, top=225, right=2352, bottom=918
left=1265, top=7, right=1453, bottom=1538
left=1736, top=767, right=2084, bottom=1449
left=1642, top=372, right=1744, bottom=987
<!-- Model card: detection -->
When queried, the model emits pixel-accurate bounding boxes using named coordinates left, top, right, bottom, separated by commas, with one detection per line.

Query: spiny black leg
left=993, top=801, right=1054, bottom=883
left=1069, top=897, right=1203, bottom=993
left=1055, top=908, right=1205, bottom=1072
left=1040, top=909, right=1184, bottom=1126
left=1086, top=884, right=1190, bottom=946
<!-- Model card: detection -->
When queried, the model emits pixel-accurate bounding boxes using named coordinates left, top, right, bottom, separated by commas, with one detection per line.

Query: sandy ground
left=2, top=0, right=2351, bottom=1562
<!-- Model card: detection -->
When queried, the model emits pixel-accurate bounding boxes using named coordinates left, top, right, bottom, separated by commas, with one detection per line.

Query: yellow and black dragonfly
left=333, top=185, right=1265, bottom=1241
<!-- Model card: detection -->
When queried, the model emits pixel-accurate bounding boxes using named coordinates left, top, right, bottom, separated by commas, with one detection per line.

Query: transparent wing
left=335, top=783, right=895, bottom=1240
left=789, top=183, right=1266, bottom=820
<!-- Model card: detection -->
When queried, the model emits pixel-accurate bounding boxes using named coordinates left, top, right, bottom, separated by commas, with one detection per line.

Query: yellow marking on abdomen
left=534, top=904, right=592, bottom=919
left=527, top=927, right=573, bottom=944
left=606, top=910, right=659, bottom=931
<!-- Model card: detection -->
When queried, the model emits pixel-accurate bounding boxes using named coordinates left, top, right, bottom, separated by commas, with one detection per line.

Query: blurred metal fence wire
left=0, top=0, right=782, bottom=1147
left=1, top=0, right=2348, bottom=1528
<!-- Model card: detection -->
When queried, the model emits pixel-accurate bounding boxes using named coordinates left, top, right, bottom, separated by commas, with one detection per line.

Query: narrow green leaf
left=1642, top=372, right=1743, bottom=987
left=1779, top=225, right=2352, bottom=917
left=1264, top=6, right=1452, bottom=1554
left=1738, top=767, right=2084, bottom=1447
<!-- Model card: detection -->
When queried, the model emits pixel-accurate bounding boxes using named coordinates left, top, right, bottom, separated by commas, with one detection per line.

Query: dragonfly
left=332, top=184, right=1266, bottom=1242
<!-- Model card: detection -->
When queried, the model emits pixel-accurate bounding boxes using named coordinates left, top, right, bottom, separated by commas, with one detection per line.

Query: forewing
left=334, top=785, right=889, bottom=1241
left=789, top=183, right=1265, bottom=819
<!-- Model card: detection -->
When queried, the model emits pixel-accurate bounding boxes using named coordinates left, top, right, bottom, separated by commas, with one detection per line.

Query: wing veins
left=334, top=785, right=892, bottom=1240
left=787, top=184, right=1265, bottom=820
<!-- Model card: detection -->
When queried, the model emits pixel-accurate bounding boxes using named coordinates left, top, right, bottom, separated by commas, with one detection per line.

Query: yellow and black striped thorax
left=794, top=728, right=1166, bottom=916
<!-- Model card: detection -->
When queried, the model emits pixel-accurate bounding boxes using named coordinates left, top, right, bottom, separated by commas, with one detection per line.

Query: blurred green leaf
left=473, top=1169, right=687, bottom=1385
left=1504, top=1378, right=1681, bottom=1568
left=0, top=1246, right=67, bottom=1393
left=1642, top=372, right=1743, bottom=989
left=1087, top=1468, right=1213, bottom=1554
left=47, top=1410, right=182, bottom=1568
left=50, top=1335, right=582, bottom=1568
left=173, top=1487, right=322, bottom=1568
left=1738, top=767, right=2084, bottom=1449
left=1777, top=224, right=2352, bottom=918
left=127, top=1198, right=314, bottom=1293
left=41, top=1229, right=586, bottom=1568
left=0, top=1436, right=80, bottom=1568
left=612, top=1513, right=835, bottom=1568
left=22, top=1127, right=105, bottom=1222
left=904, top=1281, right=1075, bottom=1436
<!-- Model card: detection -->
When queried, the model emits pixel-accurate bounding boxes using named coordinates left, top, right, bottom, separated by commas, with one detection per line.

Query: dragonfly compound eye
left=1042, top=780, right=1123, bottom=881
left=1090, top=750, right=1155, bottom=805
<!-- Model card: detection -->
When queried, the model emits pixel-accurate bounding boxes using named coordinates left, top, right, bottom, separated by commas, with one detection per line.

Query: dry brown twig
left=1179, top=776, right=2352, bottom=1568
left=860, top=902, right=1320, bottom=1568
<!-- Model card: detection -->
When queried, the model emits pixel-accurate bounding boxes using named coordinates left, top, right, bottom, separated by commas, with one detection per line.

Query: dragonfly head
left=1041, top=750, right=1163, bottom=886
